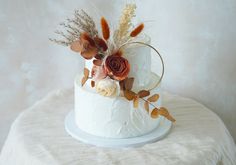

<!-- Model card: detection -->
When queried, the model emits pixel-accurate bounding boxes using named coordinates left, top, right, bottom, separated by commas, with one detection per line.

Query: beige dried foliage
left=113, top=4, right=136, bottom=47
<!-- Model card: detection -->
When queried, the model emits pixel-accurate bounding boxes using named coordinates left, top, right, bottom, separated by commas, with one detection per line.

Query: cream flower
left=95, top=78, right=118, bottom=97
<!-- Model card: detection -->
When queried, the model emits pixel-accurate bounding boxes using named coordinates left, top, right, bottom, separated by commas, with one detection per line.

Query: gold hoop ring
left=118, top=41, right=165, bottom=91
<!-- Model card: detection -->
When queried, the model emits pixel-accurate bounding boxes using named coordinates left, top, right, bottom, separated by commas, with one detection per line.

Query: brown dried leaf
left=124, top=77, right=134, bottom=91
left=81, top=46, right=98, bottom=60
left=151, top=108, right=159, bottom=118
left=84, top=68, right=89, bottom=78
left=166, top=115, right=176, bottom=122
left=119, top=80, right=125, bottom=91
left=93, top=59, right=103, bottom=66
left=80, top=32, right=95, bottom=46
left=133, top=96, right=139, bottom=108
left=147, top=94, right=159, bottom=102
left=91, top=80, right=95, bottom=88
left=130, top=23, right=144, bottom=37
left=138, top=90, right=150, bottom=98
left=81, top=76, right=88, bottom=86
left=159, top=107, right=175, bottom=122
left=158, top=107, right=169, bottom=117
left=101, top=17, right=110, bottom=40
left=95, top=54, right=104, bottom=60
left=94, top=37, right=108, bottom=51
left=70, top=40, right=83, bottom=52
left=144, top=101, right=149, bottom=113
left=124, top=90, right=136, bottom=101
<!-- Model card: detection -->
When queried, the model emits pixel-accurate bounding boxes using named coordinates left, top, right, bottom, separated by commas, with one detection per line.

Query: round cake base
left=65, top=111, right=172, bottom=148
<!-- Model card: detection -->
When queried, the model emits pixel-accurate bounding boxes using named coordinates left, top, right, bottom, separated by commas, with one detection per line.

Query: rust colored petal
left=94, top=37, right=108, bottom=51
left=70, top=40, right=83, bottom=52
left=81, top=46, right=98, bottom=60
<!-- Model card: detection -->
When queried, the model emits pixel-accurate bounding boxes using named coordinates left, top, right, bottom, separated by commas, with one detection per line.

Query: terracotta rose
left=104, top=54, right=130, bottom=81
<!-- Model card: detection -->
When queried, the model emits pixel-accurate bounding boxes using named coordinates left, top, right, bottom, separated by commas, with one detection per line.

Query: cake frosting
left=74, top=73, right=162, bottom=138
left=51, top=3, right=175, bottom=141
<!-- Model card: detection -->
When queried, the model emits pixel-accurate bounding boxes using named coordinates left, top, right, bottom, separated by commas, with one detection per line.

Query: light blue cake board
left=65, top=111, right=172, bottom=148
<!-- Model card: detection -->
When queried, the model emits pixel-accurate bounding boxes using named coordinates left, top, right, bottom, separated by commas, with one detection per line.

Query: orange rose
left=105, top=55, right=130, bottom=81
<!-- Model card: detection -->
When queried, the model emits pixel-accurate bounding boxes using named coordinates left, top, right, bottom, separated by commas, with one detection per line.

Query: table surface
left=0, top=89, right=236, bottom=165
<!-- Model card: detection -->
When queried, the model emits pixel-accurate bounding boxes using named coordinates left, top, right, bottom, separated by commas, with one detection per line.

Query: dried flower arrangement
left=50, top=4, right=175, bottom=122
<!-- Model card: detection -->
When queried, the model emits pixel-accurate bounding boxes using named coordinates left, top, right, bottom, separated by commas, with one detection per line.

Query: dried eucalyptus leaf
left=124, top=90, right=136, bottom=101
left=81, top=76, right=88, bottom=86
left=147, top=94, right=159, bottom=102
left=138, top=90, right=150, bottom=98
left=158, top=107, right=169, bottom=117
left=84, top=68, right=90, bottom=78
left=119, top=80, right=125, bottom=91
left=70, top=40, right=82, bottom=52
left=151, top=108, right=159, bottom=118
left=124, top=77, right=134, bottom=90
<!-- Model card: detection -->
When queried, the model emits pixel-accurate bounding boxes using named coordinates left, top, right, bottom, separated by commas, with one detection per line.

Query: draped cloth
left=1, top=89, right=235, bottom=165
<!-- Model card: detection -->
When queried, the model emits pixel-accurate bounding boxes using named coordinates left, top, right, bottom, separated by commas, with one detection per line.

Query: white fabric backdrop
left=0, top=0, right=236, bottom=148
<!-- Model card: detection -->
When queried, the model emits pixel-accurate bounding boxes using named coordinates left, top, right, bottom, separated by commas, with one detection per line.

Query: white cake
left=51, top=4, right=175, bottom=140
left=74, top=39, right=163, bottom=138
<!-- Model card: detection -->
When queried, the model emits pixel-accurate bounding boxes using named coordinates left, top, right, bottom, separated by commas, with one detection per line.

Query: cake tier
left=74, top=72, right=162, bottom=138
left=85, top=35, right=151, bottom=90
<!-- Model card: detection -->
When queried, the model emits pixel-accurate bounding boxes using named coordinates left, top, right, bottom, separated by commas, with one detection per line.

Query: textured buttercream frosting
left=74, top=73, right=162, bottom=138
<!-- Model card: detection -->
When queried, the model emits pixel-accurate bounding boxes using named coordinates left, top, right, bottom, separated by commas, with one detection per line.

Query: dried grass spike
left=101, top=17, right=110, bottom=40
left=130, top=23, right=144, bottom=37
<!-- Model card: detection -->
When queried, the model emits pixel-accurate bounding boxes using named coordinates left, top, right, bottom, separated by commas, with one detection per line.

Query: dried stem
left=50, top=9, right=98, bottom=46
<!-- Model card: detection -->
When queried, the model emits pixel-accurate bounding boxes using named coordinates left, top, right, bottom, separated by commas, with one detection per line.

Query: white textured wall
left=0, top=0, right=235, bottom=147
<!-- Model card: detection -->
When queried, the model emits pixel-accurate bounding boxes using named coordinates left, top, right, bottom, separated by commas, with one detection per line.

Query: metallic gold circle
left=118, top=41, right=165, bottom=91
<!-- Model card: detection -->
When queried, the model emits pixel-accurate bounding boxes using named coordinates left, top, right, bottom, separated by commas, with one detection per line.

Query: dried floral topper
left=50, top=4, right=175, bottom=122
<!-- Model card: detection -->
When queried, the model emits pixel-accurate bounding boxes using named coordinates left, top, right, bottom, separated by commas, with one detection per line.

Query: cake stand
left=65, top=110, right=172, bottom=148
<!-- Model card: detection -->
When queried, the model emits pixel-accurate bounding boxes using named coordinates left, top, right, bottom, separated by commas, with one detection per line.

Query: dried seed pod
left=101, top=17, right=110, bottom=40
left=130, top=23, right=144, bottom=37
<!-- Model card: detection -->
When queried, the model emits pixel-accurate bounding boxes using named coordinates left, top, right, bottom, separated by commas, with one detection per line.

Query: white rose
left=95, top=78, right=118, bottom=97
